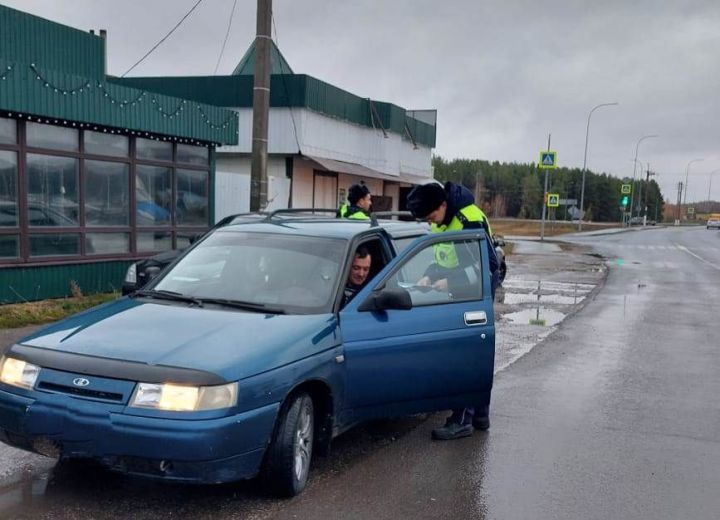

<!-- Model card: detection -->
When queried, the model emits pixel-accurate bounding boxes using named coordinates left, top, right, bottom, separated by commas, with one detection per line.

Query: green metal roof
left=231, top=39, right=294, bottom=76
left=114, top=74, right=437, bottom=148
left=0, top=4, right=104, bottom=79
left=0, top=5, right=238, bottom=145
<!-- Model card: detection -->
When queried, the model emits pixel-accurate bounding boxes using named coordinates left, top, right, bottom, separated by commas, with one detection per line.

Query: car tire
left=263, top=393, right=314, bottom=497
left=499, top=262, right=507, bottom=284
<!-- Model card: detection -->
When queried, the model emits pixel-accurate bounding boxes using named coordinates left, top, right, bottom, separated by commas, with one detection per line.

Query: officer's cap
left=406, top=183, right=446, bottom=218
left=348, top=183, right=370, bottom=204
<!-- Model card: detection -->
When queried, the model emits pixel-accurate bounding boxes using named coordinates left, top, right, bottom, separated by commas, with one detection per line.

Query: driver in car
left=342, top=246, right=372, bottom=307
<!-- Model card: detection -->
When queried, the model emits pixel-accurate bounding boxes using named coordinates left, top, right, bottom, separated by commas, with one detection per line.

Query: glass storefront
left=0, top=115, right=211, bottom=264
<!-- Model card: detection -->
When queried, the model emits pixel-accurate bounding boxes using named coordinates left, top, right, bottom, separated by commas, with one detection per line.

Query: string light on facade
left=0, top=63, right=13, bottom=80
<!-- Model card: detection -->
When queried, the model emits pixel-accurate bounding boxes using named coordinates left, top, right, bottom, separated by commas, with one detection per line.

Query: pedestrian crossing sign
left=539, top=151, right=557, bottom=169
left=621, top=184, right=632, bottom=194
left=547, top=193, right=560, bottom=207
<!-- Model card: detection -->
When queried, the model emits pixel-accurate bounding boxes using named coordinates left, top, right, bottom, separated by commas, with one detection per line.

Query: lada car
left=0, top=211, right=496, bottom=496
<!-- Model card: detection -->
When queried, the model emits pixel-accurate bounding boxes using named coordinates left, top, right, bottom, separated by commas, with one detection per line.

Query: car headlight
left=124, top=263, right=137, bottom=284
left=129, top=381, right=238, bottom=411
left=0, top=356, right=41, bottom=390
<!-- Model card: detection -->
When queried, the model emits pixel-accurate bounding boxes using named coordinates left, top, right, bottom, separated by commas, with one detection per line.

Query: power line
left=214, top=0, right=238, bottom=74
left=271, top=12, right=302, bottom=154
left=121, top=0, right=206, bottom=77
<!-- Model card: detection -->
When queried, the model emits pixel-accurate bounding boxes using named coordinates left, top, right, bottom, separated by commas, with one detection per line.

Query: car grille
left=35, top=368, right=136, bottom=404
left=37, top=382, right=124, bottom=402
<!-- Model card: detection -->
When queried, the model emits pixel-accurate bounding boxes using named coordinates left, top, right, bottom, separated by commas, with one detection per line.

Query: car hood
left=17, top=298, right=339, bottom=381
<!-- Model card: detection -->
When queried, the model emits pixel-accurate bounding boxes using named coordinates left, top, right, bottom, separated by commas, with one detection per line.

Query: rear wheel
left=263, top=393, right=314, bottom=497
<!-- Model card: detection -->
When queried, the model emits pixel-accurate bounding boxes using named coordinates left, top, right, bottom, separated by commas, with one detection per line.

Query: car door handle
left=464, top=311, right=487, bottom=326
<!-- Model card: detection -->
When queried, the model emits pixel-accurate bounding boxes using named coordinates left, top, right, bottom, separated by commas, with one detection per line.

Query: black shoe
left=431, top=421, right=473, bottom=440
left=472, top=415, right=490, bottom=431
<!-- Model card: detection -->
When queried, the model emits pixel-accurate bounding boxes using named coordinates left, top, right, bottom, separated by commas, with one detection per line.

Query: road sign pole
left=540, top=134, right=551, bottom=241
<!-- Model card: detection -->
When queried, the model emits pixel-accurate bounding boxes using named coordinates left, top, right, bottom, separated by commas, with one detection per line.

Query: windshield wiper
left=198, top=298, right=285, bottom=314
left=131, top=289, right=204, bottom=307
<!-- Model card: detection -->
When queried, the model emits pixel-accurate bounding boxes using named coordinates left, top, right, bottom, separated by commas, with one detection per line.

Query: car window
left=384, top=238, right=484, bottom=306
left=154, top=231, right=346, bottom=314
left=391, top=235, right=424, bottom=254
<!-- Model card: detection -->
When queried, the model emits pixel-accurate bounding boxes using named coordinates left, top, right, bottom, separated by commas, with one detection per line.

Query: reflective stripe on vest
left=430, top=204, right=490, bottom=268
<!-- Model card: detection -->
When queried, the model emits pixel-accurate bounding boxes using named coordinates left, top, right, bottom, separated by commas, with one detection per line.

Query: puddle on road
left=504, top=307, right=566, bottom=326
left=502, top=293, right=584, bottom=305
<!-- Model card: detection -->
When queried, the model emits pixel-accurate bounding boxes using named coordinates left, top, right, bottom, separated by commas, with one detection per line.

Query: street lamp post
left=578, top=102, right=618, bottom=231
left=708, top=169, right=720, bottom=207
left=683, top=158, right=703, bottom=218
left=629, top=134, right=658, bottom=222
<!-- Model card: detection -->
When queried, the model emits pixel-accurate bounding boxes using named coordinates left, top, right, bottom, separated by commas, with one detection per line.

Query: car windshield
left=152, top=230, right=346, bottom=314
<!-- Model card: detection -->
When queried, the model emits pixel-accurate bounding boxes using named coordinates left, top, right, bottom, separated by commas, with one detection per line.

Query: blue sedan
left=0, top=213, right=495, bottom=496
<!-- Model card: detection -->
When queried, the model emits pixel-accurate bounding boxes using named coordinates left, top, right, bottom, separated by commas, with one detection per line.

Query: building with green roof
left=114, top=40, right=437, bottom=219
left=0, top=4, right=238, bottom=303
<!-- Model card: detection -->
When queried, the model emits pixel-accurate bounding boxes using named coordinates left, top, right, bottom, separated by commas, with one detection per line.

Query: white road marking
left=674, top=244, right=720, bottom=271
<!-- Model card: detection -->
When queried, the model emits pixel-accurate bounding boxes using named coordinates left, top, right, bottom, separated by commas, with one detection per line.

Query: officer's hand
left=416, top=276, right=431, bottom=287
left=432, top=278, right=448, bottom=291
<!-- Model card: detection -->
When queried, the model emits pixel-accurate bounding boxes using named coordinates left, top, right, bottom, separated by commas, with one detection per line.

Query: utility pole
left=250, top=0, right=272, bottom=212
left=642, top=165, right=655, bottom=225
left=540, top=133, right=551, bottom=241
left=675, top=181, right=683, bottom=226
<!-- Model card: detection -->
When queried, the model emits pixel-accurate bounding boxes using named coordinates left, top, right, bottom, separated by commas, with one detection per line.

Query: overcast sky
left=4, top=0, right=720, bottom=202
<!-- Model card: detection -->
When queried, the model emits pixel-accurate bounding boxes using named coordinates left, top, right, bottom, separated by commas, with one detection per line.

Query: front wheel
left=263, top=393, right=314, bottom=497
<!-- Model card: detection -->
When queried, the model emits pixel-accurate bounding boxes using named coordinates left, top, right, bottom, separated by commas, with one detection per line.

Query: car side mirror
left=145, top=266, right=161, bottom=281
left=494, top=238, right=505, bottom=247
left=189, top=232, right=204, bottom=245
left=358, top=288, right=412, bottom=312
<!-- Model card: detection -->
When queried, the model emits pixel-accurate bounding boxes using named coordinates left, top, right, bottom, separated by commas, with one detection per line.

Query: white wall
left=215, top=155, right=289, bottom=219
left=220, top=108, right=433, bottom=180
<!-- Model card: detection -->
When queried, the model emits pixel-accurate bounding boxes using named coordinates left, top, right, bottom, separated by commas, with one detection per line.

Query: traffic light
left=621, top=195, right=629, bottom=207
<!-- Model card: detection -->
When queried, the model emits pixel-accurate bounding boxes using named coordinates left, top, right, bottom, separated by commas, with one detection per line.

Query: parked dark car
left=493, top=236, right=508, bottom=284
left=0, top=211, right=496, bottom=496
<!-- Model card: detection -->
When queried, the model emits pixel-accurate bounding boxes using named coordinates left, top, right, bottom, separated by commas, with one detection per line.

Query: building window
left=0, top=118, right=213, bottom=265
left=176, top=169, right=208, bottom=226
left=177, top=144, right=208, bottom=166
left=26, top=154, right=79, bottom=226
left=84, top=160, right=129, bottom=226
left=136, top=138, right=172, bottom=162
left=138, top=231, right=172, bottom=253
left=26, top=122, right=78, bottom=152
left=0, top=150, right=18, bottom=226
left=29, top=233, right=80, bottom=257
left=136, top=165, right=172, bottom=226
left=86, top=232, right=129, bottom=255
left=0, top=235, right=18, bottom=258
left=84, top=131, right=129, bottom=157
left=0, top=117, right=16, bottom=145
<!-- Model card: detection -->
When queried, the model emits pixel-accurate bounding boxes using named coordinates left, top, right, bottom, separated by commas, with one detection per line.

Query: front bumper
left=0, top=387, right=279, bottom=484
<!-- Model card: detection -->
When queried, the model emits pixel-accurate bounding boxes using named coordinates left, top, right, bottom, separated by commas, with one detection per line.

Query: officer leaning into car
left=337, top=183, right=372, bottom=220
left=406, top=181, right=499, bottom=441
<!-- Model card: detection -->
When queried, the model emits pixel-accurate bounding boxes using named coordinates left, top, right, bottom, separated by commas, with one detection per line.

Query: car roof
left=215, top=213, right=429, bottom=240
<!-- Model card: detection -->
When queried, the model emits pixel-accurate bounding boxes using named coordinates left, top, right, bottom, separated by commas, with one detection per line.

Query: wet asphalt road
left=1, top=226, right=718, bottom=519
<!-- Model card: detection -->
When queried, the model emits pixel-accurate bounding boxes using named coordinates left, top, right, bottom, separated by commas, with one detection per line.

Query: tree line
left=432, top=156, right=664, bottom=222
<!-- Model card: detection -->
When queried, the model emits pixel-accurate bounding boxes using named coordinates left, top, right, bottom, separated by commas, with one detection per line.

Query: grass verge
left=493, top=219, right=620, bottom=237
left=0, top=292, right=119, bottom=329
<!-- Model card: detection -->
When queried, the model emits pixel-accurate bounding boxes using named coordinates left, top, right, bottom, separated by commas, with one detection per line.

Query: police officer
left=406, top=181, right=498, bottom=441
left=337, top=183, right=371, bottom=220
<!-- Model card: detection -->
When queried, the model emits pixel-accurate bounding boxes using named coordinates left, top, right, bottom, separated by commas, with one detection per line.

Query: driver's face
left=349, top=254, right=371, bottom=286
